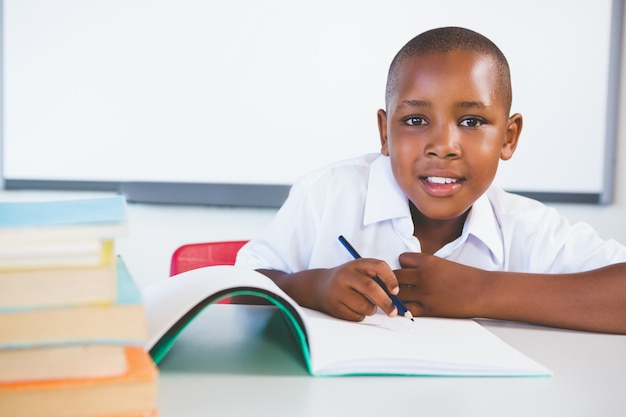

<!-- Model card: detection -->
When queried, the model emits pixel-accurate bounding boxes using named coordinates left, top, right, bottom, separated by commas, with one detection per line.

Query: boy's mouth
left=419, top=176, right=464, bottom=196
left=425, top=176, right=460, bottom=184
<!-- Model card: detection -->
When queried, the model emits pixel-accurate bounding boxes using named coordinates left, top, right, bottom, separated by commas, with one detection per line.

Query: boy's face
left=378, top=50, right=522, bottom=222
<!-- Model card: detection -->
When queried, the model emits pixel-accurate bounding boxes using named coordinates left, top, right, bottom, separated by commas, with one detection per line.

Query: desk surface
left=155, top=304, right=626, bottom=417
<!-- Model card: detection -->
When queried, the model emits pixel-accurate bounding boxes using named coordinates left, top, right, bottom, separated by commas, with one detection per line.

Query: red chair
left=170, top=240, right=249, bottom=304
left=170, top=240, right=249, bottom=276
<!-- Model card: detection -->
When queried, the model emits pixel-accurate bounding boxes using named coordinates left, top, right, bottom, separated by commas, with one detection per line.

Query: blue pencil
left=338, top=235, right=414, bottom=321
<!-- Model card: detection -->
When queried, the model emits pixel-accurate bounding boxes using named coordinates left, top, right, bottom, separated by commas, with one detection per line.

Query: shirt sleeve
left=234, top=172, right=328, bottom=273
left=500, top=195, right=626, bottom=273
left=542, top=217, right=626, bottom=273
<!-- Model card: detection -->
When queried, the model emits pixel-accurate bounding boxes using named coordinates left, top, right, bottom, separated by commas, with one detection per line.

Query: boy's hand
left=308, top=259, right=400, bottom=321
left=395, top=252, right=485, bottom=319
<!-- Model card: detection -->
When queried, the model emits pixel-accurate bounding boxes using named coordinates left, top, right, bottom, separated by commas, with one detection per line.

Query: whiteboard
left=2, top=0, right=621, bottom=205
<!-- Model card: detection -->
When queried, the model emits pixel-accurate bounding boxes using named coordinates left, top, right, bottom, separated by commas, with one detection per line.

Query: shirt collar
left=363, top=155, right=503, bottom=264
left=454, top=191, right=504, bottom=265
left=363, top=155, right=410, bottom=226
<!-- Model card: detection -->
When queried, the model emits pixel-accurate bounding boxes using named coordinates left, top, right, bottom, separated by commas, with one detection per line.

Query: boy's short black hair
left=385, top=27, right=512, bottom=113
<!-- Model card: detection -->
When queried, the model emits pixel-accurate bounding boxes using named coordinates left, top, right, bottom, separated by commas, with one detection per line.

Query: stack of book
left=0, top=196, right=158, bottom=417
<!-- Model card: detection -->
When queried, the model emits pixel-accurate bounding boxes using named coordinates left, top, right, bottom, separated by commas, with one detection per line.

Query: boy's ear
left=500, top=113, right=523, bottom=161
left=377, top=109, right=390, bottom=156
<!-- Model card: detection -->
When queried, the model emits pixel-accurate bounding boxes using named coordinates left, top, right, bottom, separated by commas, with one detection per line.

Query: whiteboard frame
left=1, top=0, right=622, bottom=207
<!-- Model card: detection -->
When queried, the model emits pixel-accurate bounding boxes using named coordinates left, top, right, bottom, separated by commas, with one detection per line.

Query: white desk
left=1, top=191, right=623, bottom=416
left=155, top=304, right=626, bottom=417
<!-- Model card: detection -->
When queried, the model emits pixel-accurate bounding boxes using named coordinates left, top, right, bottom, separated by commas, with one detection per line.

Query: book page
left=143, top=266, right=550, bottom=376
left=302, top=309, right=551, bottom=376
left=143, top=266, right=304, bottom=358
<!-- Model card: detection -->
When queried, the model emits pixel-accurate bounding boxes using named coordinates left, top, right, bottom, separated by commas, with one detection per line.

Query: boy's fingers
left=394, top=268, right=417, bottom=286
left=398, top=252, right=423, bottom=268
left=353, top=258, right=400, bottom=293
left=333, top=302, right=369, bottom=322
left=353, top=279, right=397, bottom=317
left=326, top=291, right=379, bottom=322
left=349, top=260, right=399, bottom=317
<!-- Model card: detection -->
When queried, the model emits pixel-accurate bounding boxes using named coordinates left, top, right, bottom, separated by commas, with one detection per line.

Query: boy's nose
left=425, top=124, right=461, bottom=159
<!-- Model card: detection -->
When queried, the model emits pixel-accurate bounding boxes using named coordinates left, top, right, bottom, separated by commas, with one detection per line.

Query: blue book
left=0, top=196, right=126, bottom=228
left=0, top=196, right=127, bottom=243
left=0, top=256, right=148, bottom=349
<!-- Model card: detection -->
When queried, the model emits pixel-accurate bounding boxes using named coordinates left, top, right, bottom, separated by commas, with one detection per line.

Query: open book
left=143, top=266, right=551, bottom=377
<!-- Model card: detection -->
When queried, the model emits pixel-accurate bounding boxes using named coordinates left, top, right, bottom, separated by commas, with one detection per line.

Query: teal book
left=144, top=266, right=552, bottom=377
left=0, top=196, right=127, bottom=244
left=0, top=256, right=147, bottom=349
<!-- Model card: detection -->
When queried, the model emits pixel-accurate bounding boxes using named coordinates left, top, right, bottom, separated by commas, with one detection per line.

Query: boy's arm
left=257, top=259, right=401, bottom=321
left=396, top=253, right=626, bottom=334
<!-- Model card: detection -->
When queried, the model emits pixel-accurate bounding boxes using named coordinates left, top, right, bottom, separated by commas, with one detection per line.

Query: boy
left=235, top=27, right=626, bottom=334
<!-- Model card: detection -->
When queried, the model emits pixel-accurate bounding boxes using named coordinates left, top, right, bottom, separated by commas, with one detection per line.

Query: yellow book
left=0, top=239, right=116, bottom=271
left=0, top=242, right=117, bottom=309
left=0, top=257, right=147, bottom=349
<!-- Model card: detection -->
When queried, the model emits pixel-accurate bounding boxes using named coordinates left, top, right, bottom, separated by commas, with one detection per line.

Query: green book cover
left=144, top=266, right=552, bottom=377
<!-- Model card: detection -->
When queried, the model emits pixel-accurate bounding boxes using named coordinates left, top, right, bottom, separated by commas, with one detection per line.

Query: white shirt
left=235, top=153, right=626, bottom=273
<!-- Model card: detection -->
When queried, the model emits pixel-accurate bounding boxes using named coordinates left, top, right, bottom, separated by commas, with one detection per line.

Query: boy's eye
left=404, top=116, right=428, bottom=126
left=459, top=117, right=484, bottom=127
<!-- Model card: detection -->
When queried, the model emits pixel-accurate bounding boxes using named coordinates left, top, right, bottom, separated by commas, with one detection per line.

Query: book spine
left=0, top=197, right=157, bottom=416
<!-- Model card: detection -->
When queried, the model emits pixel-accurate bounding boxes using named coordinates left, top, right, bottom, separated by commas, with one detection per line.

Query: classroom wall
left=2, top=0, right=619, bottom=204
left=111, top=4, right=626, bottom=288
left=5, top=6, right=625, bottom=289
left=548, top=0, right=626, bottom=245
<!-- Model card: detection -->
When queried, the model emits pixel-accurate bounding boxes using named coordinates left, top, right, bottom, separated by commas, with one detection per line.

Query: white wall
left=115, top=3, right=626, bottom=289
left=547, top=2, right=626, bottom=245
left=3, top=0, right=617, bottom=200
left=116, top=2, right=626, bottom=288
left=2, top=5, right=626, bottom=290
